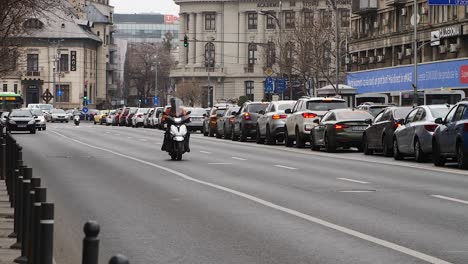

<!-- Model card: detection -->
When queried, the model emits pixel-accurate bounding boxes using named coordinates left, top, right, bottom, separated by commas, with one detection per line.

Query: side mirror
left=313, top=119, right=320, bottom=124
left=285, top=109, right=292, bottom=114
left=434, top=117, right=444, bottom=124
left=365, top=118, right=372, bottom=125
left=203, top=113, right=207, bottom=117
left=187, top=111, right=192, bottom=115
left=258, top=110, right=265, bottom=115
left=231, top=111, right=237, bottom=116
left=397, top=118, right=405, bottom=125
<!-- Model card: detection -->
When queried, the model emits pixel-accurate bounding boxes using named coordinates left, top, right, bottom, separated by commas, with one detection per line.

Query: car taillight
left=210, top=115, right=217, bottom=121
left=229, top=117, right=234, bottom=123
left=137, top=114, right=142, bottom=118
left=424, top=124, right=438, bottom=132
left=464, top=123, right=468, bottom=132
left=302, top=112, right=317, bottom=118
left=393, top=122, right=401, bottom=129
left=272, top=114, right=288, bottom=119
left=244, top=112, right=251, bottom=120
left=334, top=124, right=350, bottom=130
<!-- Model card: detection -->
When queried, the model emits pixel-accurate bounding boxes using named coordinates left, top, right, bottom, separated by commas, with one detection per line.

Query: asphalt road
left=13, top=122, right=468, bottom=264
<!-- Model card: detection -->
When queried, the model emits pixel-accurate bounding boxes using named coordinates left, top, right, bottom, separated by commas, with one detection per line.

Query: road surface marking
left=199, top=151, right=212, bottom=154
left=274, top=165, right=297, bottom=170
left=114, top=134, right=120, bottom=136
left=49, top=130, right=453, bottom=264
left=208, top=163, right=233, bottom=165
left=127, top=137, right=133, bottom=139
left=431, top=195, right=468, bottom=206
left=338, top=178, right=369, bottom=184
left=232, top=157, right=247, bottom=161
left=140, top=139, right=147, bottom=142
left=339, top=190, right=376, bottom=193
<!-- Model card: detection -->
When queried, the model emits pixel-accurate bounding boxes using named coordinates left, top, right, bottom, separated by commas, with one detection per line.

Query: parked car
left=361, top=106, right=413, bottom=156
left=216, top=106, right=240, bottom=139
left=151, top=107, right=163, bottom=129
left=50, top=109, right=68, bottom=123
left=392, top=104, right=451, bottom=162
left=232, top=102, right=269, bottom=142
left=310, top=109, right=373, bottom=152
left=106, top=110, right=117, bottom=126
left=0, top=112, right=9, bottom=127
left=284, top=97, right=348, bottom=148
left=119, top=107, right=130, bottom=126
left=87, top=109, right=99, bottom=121
left=126, top=107, right=138, bottom=127
left=6, top=109, right=37, bottom=134
left=143, top=108, right=155, bottom=128
left=132, top=108, right=150, bottom=128
left=203, top=105, right=233, bottom=137
left=158, top=106, right=171, bottom=130
left=113, top=108, right=122, bottom=126
left=27, top=104, right=53, bottom=113
left=432, top=102, right=468, bottom=169
left=256, top=100, right=296, bottom=145
left=356, top=103, right=393, bottom=117
left=30, top=109, right=46, bottom=131
left=186, top=107, right=206, bottom=132
left=94, top=110, right=109, bottom=125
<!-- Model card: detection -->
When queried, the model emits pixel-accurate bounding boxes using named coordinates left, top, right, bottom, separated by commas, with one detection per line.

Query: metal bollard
left=109, top=254, right=130, bottom=264
left=11, top=165, right=26, bottom=249
left=14, top=169, right=33, bottom=264
left=0, top=135, right=4, bottom=181
left=32, top=188, right=46, bottom=264
left=39, top=203, right=54, bottom=264
left=18, top=178, right=40, bottom=264
left=10, top=146, right=22, bottom=208
left=82, top=221, right=100, bottom=264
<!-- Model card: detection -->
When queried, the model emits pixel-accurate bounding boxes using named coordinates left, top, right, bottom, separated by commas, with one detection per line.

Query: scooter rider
left=161, top=98, right=190, bottom=152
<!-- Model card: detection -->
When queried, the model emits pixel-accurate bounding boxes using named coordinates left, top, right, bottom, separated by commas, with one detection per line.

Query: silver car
left=393, top=104, right=451, bottom=162
left=186, top=107, right=206, bottom=132
left=256, top=100, right=296, bottom=145
left=106, top=110, right=117, bottom=126
left=31, top=109, right=46, bottom=131
left=50, top=109, right=68, bottom=123
left=132, top=108, right=150, bottom=128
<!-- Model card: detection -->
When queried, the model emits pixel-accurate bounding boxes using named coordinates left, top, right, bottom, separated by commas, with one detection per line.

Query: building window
left=205, top=42, right=215, bottom=68
left=248, top=12, right=258, bottom=30
left=59, top=54, right=69, bottom=72
left=205, top=13, right=216, bottom=30
left=319, top=9, right=332, bottom=27
left=3, top=84, right=7, bottom=92
left=341, top=9, right=350, bottom=27
left=23, top=19, right=43, bottom=29
left=266, top=15, right=276, bottom=29
left=245, top=81, right=254, bottom=101
left=266, top=41, right=276, bottom=67
left=27, top=54, right=39, bottom=72
left=304, top=11, right=314, bottom=27
left=285, top=42, right=294, bottom=65
left=285, top=11, right=295, bottom=29
left=55, top=84, right=70, bottom=103
left=14, top=84, right=17, bottom=94
left=247, top=43, right=257, bottom=72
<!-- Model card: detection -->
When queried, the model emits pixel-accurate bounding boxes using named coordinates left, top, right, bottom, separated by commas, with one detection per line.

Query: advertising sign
left=164, top=15, right=179, bottom=24
left=428, top=0, right=468, bottom=4
left=346, top=59, right=468, bottom=93
left=70, top=51, right=77, bottom=71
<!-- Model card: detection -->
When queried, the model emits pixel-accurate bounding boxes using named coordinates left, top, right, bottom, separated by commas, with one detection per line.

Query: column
left=189, top=13, right=196, bottom=65
left=196, top=12, right=204, bottom=66
left=239, top=12, right=246, bottom=65
left=179, top=13, right=186, bottom=65
left=257, top=14, right=265, bottom=66
left=215, top=12, right=222, bottom=67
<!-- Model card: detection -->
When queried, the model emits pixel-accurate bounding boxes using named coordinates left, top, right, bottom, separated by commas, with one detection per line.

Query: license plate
left=352, top=126, right=366, bottom=131
left=17, top=124, right=27, bottom=128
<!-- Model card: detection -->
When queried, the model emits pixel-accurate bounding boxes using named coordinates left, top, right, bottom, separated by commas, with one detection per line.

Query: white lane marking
left=339, top=190, right=375, bottom=193
left=140, top=139, right=147, bottom=142
left=338, top=178, right=369, bottom=184
left=192, top=134, right=468, bottom=177
left=208, top=163, right=233, bottom=165
left=105, top=132, right=110, bottom=134
left=114, top=134, right=120, bottom=136
left=49, top=130, right=454, bottom=264
left=274, top=165, right=297, bottom=170
left=127, top=137, right=133, bottom=139
left=232, top=157, right=247, bottom=161
left=199, top=151, right=212, bottom=154
left=431, top=195, right=468, bottom=206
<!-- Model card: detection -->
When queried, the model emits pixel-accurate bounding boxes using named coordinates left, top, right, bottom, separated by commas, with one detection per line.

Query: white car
left=49, top=109, right=68, bottom=123
left=132, top=108, right=150, bottom=128
left=284, top=97, right=347, bottom=148
left=105, top=110, right=116, bottom=126
left=30, top=109, right=46, bottom=131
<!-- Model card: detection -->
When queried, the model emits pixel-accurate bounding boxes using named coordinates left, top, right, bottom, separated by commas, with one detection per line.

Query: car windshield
left=336, top=111, right=373, bottom=120
left=394, top=108, right=413, bottom=119
left=31, top=109, right=43, bottom=116
left=429, top=106, right=451, bottom=118
left=368, top=106, right=388, bottom=116
left=10, top=110, right=32, bottom=117
left=215, top=109, right=226, bottom=116
left=39, top=105, right=53, bottom=111
left=307, top=100, right=348, bottom=111
left=278, top=103, right=295, bottom=111
left=51, top=109, right=65, bottom=114
left=247, top=104, right=268, bottom=113
left=137, top=108, right=149, bottom=113
left=190, top=108, right=207, bottom=116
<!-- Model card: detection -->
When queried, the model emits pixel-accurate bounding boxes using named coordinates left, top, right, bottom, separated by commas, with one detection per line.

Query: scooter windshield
left=170, top=97, right=184, bottom=117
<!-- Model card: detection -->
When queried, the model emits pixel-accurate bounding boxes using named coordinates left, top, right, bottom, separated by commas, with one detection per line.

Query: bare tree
left=174, top=79, right=205, bottom=107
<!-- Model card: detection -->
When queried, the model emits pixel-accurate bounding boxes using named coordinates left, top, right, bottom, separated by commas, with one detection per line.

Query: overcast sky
left=111, top=0, right=179, bottom=15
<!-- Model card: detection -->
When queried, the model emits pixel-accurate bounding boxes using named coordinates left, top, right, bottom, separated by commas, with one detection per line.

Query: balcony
left=385, top=0, right=405, bottom=6
left=170, top=65, right=225, bottom=78
left=352, top=0, right=378, bottom=14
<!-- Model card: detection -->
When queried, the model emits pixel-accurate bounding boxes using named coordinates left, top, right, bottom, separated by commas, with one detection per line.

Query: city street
left=11, top=122, right=468, bottom=264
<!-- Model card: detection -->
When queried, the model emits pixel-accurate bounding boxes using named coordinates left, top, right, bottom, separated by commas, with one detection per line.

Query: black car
left=232, top=102, right=269, bottom=142
left=362, top=106, right=413, bottom=156
left=6, top=109, right=37, bottom=134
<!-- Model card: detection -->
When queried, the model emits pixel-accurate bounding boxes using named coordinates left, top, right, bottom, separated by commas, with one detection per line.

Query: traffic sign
left=264, top=77, right=274, bottom=93
left=57, top=90, right=63, bottom=96
left=264, top=68, right=274, bottom=76
left=82, top=107, right=89, bottom=113
left=274, top=78, right=286, bottom=93
left=431, top=30, right=440, bottom=46
left=153, top=96, right=159, bottom=106
left=429, top=0, right=468, bottom=4
left=41, top=89, right=54, bottom=104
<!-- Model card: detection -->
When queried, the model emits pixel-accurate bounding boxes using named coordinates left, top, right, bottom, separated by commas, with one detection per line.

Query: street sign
left=41, top=89, right=54, bottom=103
left=264, top=68, right=274, bottom=76
left=153, top=96, right=159, bottom=106
left=264, top=77, right=274, bottom=93
left=431, top=30, right=440, bottom=46
left=82, top=107, right=89, bottom=113
left=57, top=90, right=63, bottom=96
left=144, top=98, right=148, bottom=104
left=274, top=78, right=286, bottom=93
left=86, top=99, right=90, bottom=105
left=429, top=0, right=468, bottom=4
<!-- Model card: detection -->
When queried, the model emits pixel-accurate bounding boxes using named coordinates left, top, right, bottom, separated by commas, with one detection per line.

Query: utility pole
left=413, top=0, right=418, bottom=106
left=206, top=42, right=214, bottom=108
left=154, top=62, right=159, bottom=106
left=333, top=0, right=340, bottom=96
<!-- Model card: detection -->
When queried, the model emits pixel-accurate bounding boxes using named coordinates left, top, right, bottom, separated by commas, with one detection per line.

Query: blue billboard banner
left=428, top=0, right=468, bottom=4
left=346, top=59, right=468, bottom=94
left=274, top=78, right=286, bottom=93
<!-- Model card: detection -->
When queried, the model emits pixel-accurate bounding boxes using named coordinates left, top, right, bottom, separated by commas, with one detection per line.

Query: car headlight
left=28, top=120, right=35, bottom=124
left=9, top=120, right=16, bottom=125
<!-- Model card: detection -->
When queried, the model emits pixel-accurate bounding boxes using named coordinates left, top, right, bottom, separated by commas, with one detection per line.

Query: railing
left=26, top=71, right=40, bottom=76
left=0, top=128, right=129, bottom=264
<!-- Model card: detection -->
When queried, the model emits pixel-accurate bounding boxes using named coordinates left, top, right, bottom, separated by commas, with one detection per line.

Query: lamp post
left=205, top=42, right=214, bottom=108
left=412, top=0, right=419, bottom=106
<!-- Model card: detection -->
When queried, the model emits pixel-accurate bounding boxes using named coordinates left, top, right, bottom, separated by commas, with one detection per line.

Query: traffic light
left=183, top=35, right=188, bottom=48
left=83, top=91, right=88, bottom=106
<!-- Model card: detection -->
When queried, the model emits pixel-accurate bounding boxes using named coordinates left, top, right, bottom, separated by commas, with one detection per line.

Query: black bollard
left=0, top=135, right=4, bottom=181
left=39, top=203, right=54, bottom=264
left=11, top=165, right=25, bottom=249
left=109, top=254, right=130, bottom=264
left=8, top=165, right=21, bottom=239
left=22, top=178, right=40, bottom=264
left=14, top=169, right=33, bottom=264
left=32, top=188, right=46, bottom=264
left=82, top=221, right=100, bottom=264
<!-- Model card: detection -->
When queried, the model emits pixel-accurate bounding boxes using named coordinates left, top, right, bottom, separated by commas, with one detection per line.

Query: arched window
left=23, top=19, right=43, bottom=29
left=247, top=43, right=257, bottom=72
left=205, top=42, right=215, bottom=68
left=285, top=42, right=294, bottom=65
left=266, top=41, right=276, bottom=67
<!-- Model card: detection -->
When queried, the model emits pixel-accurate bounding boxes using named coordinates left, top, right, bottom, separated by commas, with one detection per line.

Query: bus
left=0, top=92, right=24, bottom=112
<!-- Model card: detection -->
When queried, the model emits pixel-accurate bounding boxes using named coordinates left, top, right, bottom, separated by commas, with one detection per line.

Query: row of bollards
left=0, top=127, right=130, bottom=263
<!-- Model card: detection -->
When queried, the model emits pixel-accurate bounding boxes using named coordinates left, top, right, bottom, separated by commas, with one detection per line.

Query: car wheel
left=216, top=129, right=222, bottom=138
left=43, top=127, right=46, bottom=131
left=310, top=132, right=320, bottom=151
left=362, top=134, right=373, bottom=155
left=224, top=126, right=231, bottom=140
left=66, top=121, right=68, bottom=123
left=94, top=121, right=96, bottom=125
left=414, top=138, right=427, bottom=163
left=30, top=129, right=36, bottom=134
left=231, top=126, right=238, bottom=141
left=457, top=142, right=468, bottom=169
left=382, top=135, right=392, bottom=157
left=255, top=127, right=264, bottom=144
left=239, top=126, right=247, bottom=142
left=295, top=128, right=305, bottom=148
left=285, top=127, right=294, bottom=147
left=203, top=125, right=208, bottom=136
left=324, top=134, right=336, bottom=153
left=393, top=139, right=403, bottom=160
left=265, top=125, right=275, bottom=145
left=432, top=140, right=445, bottom=167
left=209, top=127, right=215, bottom=137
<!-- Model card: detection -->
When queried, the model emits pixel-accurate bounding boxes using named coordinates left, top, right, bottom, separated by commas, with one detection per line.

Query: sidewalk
left=0, top=180, right=19, bottom=264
